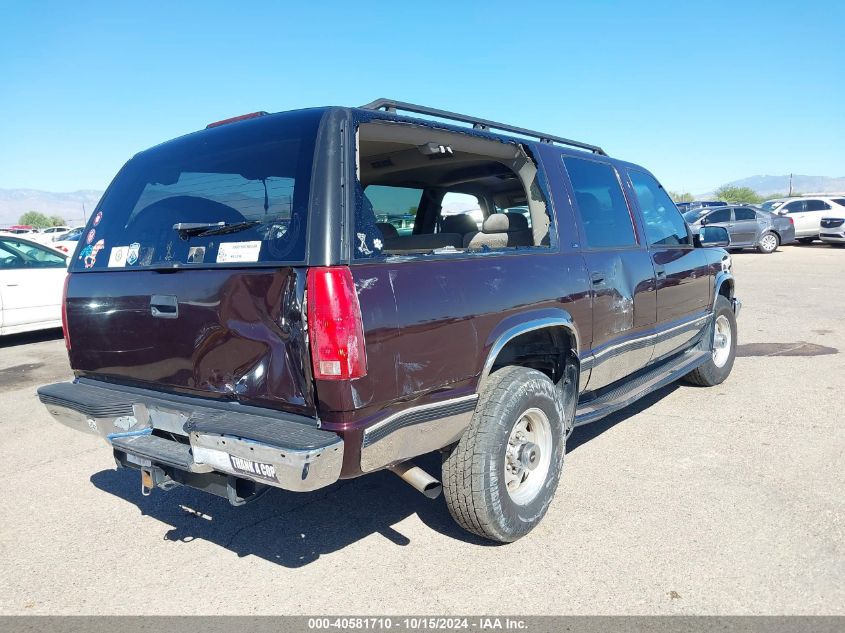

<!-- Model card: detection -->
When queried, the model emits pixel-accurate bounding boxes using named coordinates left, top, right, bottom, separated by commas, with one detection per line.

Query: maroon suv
left=38, top=99, right=740, bottom=542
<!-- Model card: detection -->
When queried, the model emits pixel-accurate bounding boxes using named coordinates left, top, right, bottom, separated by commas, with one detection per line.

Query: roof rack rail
left=360, top=98, right=606, bottom=156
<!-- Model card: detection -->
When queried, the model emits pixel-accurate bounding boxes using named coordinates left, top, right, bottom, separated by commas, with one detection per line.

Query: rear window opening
left=71, top=109, right=322, bottom=271
left=354, top=121, right=552, bottom=257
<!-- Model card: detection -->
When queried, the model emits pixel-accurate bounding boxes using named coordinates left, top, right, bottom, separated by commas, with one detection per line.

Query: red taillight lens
left=61, top=274, right=71, bottom=350
left=306, top=267, right=367, bottom=380
left=788, top=217, right=794, bottom=225
left=57, top=246, right=68, bottom=253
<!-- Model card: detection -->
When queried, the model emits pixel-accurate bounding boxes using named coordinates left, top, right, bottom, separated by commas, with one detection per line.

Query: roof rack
left=360, top=98, right=606, bottom=156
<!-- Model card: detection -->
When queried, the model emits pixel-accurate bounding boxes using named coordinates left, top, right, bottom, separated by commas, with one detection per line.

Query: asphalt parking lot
left=0, top=244, right=842, bottom=615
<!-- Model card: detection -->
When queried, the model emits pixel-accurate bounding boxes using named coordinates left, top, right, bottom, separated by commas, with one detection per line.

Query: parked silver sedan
left=683, top=205, right=796, bottom=254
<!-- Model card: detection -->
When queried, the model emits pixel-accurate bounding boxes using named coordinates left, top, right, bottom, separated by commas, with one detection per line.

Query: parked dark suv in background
left=38, top=100, right=740, bottom=542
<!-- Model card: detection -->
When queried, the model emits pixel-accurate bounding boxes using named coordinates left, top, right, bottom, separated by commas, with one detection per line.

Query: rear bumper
left=37, top=380, right=343, bottom=492
left=819, top=232, right=845, bottom=243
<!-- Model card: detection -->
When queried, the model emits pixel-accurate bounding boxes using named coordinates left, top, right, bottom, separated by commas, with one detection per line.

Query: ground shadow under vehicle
left=90, top=384, right=682, bottom=566
left=0, top=327, right=63, bottom=348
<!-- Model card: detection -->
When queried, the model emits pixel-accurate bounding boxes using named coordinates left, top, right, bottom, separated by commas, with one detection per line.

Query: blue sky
left=1, top=1, right=842, bottom=194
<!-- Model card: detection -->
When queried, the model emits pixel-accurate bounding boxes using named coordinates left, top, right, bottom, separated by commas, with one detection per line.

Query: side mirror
left=700, top=216, right=708, bottom=226
left=695, top=226, right=730, bottom=248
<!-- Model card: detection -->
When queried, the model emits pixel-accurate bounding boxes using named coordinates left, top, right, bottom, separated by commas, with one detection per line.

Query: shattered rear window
left=71, top=109, right=322, bottom=271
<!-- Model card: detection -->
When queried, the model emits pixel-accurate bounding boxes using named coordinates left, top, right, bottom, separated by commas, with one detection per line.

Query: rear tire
left=685, top=295, right=737, bottom=387
left=757, top=232, right=779, bottom=254
left=442, top=366, right=566, bottom=543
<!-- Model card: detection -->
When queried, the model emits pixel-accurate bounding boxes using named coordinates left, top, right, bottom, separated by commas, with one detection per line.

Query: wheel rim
left=761, top=234, right=777, bottom=251
left=712, top=315, right=732, bottom=368
left=504, top=407, right=553, bottom=505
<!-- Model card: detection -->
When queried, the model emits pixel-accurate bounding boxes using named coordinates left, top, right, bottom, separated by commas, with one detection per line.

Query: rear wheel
left=685, top=295, right=737, bottom=387
left=442, top=366, right=566, bottom=543
left=757, top=232, right=779, bottom=254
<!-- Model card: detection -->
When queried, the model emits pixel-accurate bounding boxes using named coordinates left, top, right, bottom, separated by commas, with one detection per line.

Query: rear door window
left=804, top=199, right=831, bottom=211
left=706, top=209, right=732, bottom=223
left=71, top=109, right=322, bottom=271
left=562, top=157, right=637, bottom=249
left=734, top=208, right=757, bottom=221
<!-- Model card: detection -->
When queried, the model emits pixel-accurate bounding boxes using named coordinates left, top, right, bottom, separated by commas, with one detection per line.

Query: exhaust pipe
left=388, top=461, right=442, bottom=499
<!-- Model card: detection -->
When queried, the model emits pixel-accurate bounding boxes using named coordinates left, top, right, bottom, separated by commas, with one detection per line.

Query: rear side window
left=365, top=185, right=422, bottom=237
left=734, top=208, right=757, bottom=221
left=804, top=199, right=831, bottom=211
left=562, top=157, right=637, bottom=249
left=832, top=198, right=845, bottom=206
left=628, top=169, right=691, bottom=247
left=71, top=109, right=322, bottom=271
left=783, top=201, right=805, bottom=213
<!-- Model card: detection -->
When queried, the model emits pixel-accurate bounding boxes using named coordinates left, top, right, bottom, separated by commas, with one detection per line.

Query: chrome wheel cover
left=504, top=407, right=553, bottom=505
left=713, top=314, right=732, bottom=368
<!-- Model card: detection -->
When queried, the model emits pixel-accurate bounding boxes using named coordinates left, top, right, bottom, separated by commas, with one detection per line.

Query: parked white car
left=819, top=216, right=845, bottom=246
left=771, top=197, right=845, bottom=243
left=29, top=226, right=74, bottom=244
left=0, top=236, right=68, bottom=336
left=50, top=227, right=85, bottom=255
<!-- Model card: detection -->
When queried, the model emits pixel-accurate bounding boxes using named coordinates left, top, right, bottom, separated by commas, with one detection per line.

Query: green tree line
left=17, top=211, right=66, bottom=228
left=670, top=187, right=789, bottom=205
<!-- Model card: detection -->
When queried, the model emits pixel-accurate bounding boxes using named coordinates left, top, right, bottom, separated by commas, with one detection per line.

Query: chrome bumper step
left=37, top=380, right=344, bottom=492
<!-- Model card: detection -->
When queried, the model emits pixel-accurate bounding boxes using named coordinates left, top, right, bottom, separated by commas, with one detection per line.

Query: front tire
left=685, top=295, right=737, bottom=386
left=757, top=232, right=779, bottom=254
left=442, top=366, right=566, bottom=543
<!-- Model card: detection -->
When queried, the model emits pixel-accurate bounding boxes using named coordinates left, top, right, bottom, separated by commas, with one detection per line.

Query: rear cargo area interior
left=357, top=121, right=551, bottom=254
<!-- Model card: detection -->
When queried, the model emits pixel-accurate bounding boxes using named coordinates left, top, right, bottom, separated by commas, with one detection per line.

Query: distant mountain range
left=2, top=175, right=844, bottom=226
left=699, top=174, right=845, bottom=198
left=0, top=189, right=103, bottom=226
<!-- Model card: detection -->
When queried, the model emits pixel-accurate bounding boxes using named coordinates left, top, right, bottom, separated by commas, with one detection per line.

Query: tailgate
left=66, top=267, right=316, bottom=416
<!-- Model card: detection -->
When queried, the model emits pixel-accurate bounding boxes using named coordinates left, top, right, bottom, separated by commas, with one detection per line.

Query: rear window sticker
left=92, top=211, right=103, bottom=226
left=127, top=242, right=140, bottom=266
left=108, top=246, right=129, bottom=267
left=139, top=247, right=154, bottom=266
left=187, top=246, right=206, bottom=264
left=82, top=239, right=105, bottom=269
left=356, top=232, right=372, bottom=255
left=217, top=241, right=262, bottom=263
left=86, top=228, right=96, bottom=244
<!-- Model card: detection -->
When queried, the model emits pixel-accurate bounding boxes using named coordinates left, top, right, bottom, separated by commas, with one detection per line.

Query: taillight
left=306, top=267, right=367, bottom=380
left=57, top=245, right=68, bottom=253
left=61, top=274, right=71, bottom=350
left=788, top=217, right=794, bottom=225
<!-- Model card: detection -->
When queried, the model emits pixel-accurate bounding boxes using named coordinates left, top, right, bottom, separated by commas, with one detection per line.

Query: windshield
left=683, top=208, right=709, bottom=223
left=71, top=109, right=322, bottom=271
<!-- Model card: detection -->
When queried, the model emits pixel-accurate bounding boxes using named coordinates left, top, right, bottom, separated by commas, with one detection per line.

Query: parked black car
left=683, top=205, right=796, bottom=254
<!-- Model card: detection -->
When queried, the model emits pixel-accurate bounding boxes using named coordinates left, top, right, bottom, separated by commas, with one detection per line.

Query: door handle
left=150, top=294, right=178, bottom=319
left=590, top=272, right=605, bottom=285
left=654, top=265, right=666, bottom=278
